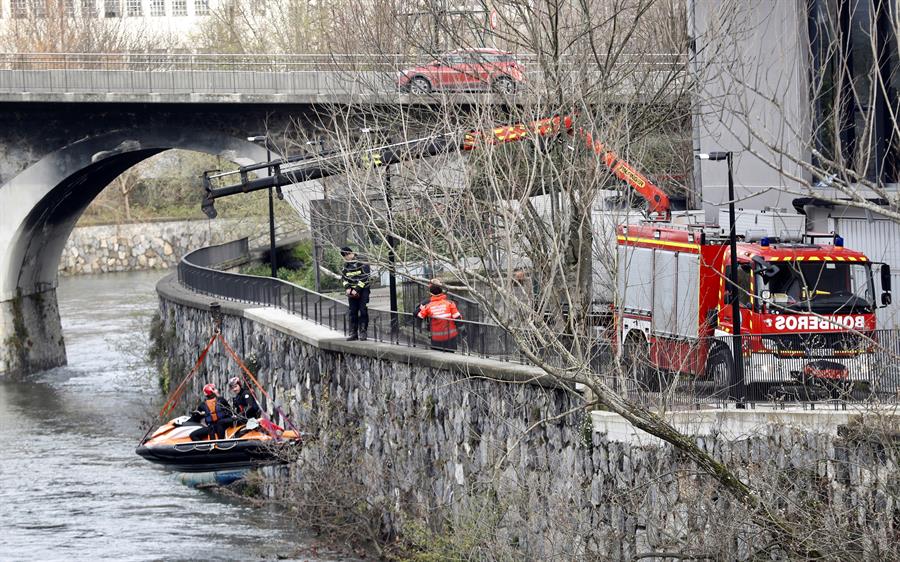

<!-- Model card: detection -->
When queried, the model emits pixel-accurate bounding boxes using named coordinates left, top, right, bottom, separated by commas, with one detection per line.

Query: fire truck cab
left=616, top=209, right=892, bottom=392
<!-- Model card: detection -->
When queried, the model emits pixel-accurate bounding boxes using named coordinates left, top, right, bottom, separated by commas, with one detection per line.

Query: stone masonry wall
left=60, top=218, right=296, bottom=275
left=156, top=290, right=900, bottom=560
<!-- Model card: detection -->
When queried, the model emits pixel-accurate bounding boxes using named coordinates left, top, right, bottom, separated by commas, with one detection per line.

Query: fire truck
left=616, top=211, right=892, bottom=394
left=202, top=115, right=892, bottom=395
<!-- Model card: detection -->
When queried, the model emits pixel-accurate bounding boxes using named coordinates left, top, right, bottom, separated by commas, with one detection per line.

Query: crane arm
left=201, top=114, right=671, bottom=221
left=201, top=115, right=573, bottom=218
left=462, top=116, right=671, bottom=220
left=576, top=129, right=671, bottom=220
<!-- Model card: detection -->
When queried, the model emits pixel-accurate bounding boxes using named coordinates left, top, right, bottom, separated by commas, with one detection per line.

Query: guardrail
left=178, top=238, right=528, bottom=362
left=0, top=52, right=686, bottom=71
left=0, top=51, right=686, bottom=96
left=179, top=239, right=900, bottom=407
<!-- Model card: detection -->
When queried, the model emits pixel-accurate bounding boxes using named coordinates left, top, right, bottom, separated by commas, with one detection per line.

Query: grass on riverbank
left=241, top=240, right=344, bottom=291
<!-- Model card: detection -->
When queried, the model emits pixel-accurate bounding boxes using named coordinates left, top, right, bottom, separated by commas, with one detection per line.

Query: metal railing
left=0, top=51, right=686, bottom=71
left=179, top=238, right=526, bottom=362
left=0, top=51, right=687, bottom=96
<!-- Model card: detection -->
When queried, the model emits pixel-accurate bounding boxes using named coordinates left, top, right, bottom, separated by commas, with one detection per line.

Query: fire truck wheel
left=706, top=342, right=734, bottom=398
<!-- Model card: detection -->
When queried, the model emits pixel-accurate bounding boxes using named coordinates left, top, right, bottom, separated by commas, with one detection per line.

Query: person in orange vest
left=196, top=383, right=234, bottom=440
left=416, top=280, right=463, bottom=352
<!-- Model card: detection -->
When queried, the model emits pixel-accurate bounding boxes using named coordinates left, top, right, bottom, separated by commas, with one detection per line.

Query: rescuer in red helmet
left=196, top=383, right=234, bottom=440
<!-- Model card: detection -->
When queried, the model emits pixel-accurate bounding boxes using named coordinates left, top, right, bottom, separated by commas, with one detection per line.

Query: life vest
left=201, top=397, right=227, bottom=425
left=417, top=294, right=462, bottom=341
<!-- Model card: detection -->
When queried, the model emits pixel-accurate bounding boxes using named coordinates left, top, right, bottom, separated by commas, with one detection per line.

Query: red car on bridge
left=397, top=48, right=525, bottom=94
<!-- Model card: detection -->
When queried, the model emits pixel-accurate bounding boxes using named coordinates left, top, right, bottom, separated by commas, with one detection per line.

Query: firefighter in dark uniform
left=196, top=383, right=234, bottom=440
left=340, top=246, right=372, bottom=341
left=228, top=376, right=261, bottom=420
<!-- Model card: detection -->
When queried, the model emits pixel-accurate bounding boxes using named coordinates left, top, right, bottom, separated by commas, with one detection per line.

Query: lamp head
left=696, top=151, right=729, bottom=161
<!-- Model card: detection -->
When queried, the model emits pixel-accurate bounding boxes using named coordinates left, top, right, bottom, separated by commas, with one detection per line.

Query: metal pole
left=726, top=152, right=746, bottom=404
left=267, top=146, right=278, bottom=278
left=387, top=164, right=399, bottom=336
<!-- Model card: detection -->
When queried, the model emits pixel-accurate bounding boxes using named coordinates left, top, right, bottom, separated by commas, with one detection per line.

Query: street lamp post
left=697, top=151, right=746, bottom=404
left=362, top=128, right=400, bottom=338
left=248, top=135, right=277, bottom=278
left=385, top=164, right=399, bottom=338
left=306, top=139, right=326, bottom=293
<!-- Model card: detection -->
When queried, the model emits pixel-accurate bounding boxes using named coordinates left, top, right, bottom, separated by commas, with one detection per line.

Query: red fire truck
left=616, top=217, right=892, bottom=394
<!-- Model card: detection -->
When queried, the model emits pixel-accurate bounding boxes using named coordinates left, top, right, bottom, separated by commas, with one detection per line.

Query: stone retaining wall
left=156, top=280, right=900, bottom=560
left=60, top=218, right=296, bottom=275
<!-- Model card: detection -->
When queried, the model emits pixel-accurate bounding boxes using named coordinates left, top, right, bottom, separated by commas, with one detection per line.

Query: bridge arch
left=0, top=127, right=268, bottom=375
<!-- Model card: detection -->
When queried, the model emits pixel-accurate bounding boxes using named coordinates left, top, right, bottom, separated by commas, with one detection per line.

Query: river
left=1, top=271, right=336, bottom=562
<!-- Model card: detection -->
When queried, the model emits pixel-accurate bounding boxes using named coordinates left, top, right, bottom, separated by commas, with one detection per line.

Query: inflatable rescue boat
left=136, top=415, right=301, bottom=473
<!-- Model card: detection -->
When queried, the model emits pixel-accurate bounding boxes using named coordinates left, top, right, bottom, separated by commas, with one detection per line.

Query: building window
left=808, top=0, right=899, bottom=184
left=12, top=0, right=27, bottom=18
left=64, top=0, right=76, bottom=15
left=126, top=0, right=141, bottom=16
left=104, top=0, right=122, bottom=17
left=194, top=0, right=208, bottom=15
left=33, top=0, right=47, bottom=17
left=150, top=0, right=164, bottom=16
left=172, top=0, right=186, bottom=16
left=81, top=0, right=96, bottom=17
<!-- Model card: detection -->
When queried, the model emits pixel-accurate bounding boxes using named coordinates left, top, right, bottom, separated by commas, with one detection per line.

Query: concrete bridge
left=0, top=53, right=505, bottom=376
left=0, top=52, right=684, bottom=376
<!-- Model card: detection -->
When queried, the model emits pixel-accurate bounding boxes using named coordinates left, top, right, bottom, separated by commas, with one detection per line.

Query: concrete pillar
left=0, top=287, right=66, bottom=377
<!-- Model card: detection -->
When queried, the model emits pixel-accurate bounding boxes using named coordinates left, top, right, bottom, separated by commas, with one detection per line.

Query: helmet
left=203, top=383, right=217, bottom=396
left=228, top=376, right=241, bottom=388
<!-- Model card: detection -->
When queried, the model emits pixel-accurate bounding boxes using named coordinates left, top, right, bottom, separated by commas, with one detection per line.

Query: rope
left=141, top=324, right=301, bottom=444
left=139, top=331, right=219, bottom=444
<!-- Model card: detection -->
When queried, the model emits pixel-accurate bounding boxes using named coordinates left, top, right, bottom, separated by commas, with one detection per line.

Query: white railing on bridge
left=0, top=51, right=686, bottom=98
left=0, top=51, right=685, bottom=72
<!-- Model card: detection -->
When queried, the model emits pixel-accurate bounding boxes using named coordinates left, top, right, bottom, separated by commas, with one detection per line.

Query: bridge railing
left=0, top=51, right=686, bottom=71
left=0, top=51, right=687, bottom=96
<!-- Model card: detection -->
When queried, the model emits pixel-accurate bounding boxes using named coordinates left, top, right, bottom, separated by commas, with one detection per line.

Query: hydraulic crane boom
left=201, top=115, right=671, bottom=221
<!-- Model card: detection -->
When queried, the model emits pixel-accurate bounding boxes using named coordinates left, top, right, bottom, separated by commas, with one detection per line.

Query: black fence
left=179, top=239, right=525, bottom=362
left=180, top=239, right=900, bottom=407
left=400, top=279, right=483, bottom=323
left=623, top=331, right=900, bottom=406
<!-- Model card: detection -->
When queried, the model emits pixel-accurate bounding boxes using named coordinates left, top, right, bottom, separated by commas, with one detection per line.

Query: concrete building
left=690, top=0, right=900, bottom=326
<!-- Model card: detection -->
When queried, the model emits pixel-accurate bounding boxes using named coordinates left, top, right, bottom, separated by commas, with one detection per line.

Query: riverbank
left=59, top=218, right=300, bottom=275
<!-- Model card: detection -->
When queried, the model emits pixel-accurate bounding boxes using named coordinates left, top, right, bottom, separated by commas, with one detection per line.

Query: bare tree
left=250, top=0, right=877, bottom=557
left=192, top=0, right=334, bottom=53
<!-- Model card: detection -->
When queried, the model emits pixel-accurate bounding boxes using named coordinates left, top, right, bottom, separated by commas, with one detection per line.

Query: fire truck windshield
left=759, top=261, right=875, bottom=314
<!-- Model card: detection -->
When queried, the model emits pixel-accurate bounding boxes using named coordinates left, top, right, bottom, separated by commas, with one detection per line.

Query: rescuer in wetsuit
left=196, top=383, right=234, bottom=440
left=228, top=376, right=261, bottom=421
left=340, top=246, right=372, bottom=341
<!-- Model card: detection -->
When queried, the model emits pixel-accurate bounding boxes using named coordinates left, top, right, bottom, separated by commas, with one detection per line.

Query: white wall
left=690, top=0, right=812, bottom=223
